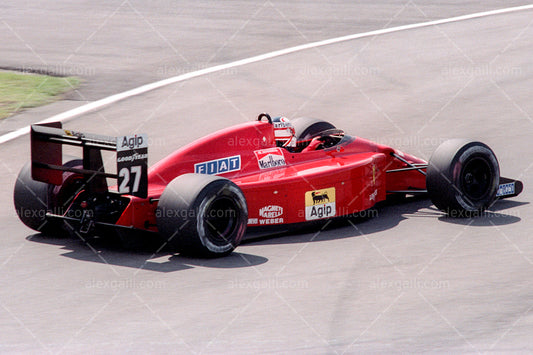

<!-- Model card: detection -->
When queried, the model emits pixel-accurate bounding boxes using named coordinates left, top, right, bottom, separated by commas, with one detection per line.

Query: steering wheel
left=306, top=128, right=345, bottom=149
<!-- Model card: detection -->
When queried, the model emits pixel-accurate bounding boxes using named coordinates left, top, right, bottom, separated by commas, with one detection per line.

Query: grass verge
left=0, top=70, right=80, bottom=119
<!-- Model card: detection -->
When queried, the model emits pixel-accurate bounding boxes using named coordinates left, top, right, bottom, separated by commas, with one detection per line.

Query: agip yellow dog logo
left=305, top=187, right=336, bottom=220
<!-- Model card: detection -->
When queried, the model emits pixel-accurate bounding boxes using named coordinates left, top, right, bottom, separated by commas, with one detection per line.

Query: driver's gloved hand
left=302, top=137, right=323, bottom=152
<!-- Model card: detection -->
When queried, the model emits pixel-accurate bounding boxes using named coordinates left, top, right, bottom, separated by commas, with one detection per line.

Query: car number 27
left=118, top=165, right=142, bottom=194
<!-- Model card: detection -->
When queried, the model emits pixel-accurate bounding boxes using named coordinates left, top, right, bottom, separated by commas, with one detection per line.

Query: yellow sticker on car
left=305, top=187, right=336, bottom=220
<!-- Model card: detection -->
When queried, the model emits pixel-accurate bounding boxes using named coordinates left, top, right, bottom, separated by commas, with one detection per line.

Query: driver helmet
left=272, top=116, right=296, bottom=148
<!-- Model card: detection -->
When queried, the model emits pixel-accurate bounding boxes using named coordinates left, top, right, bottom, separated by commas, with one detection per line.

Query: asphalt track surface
left=1, top=1, right=533, bottom=353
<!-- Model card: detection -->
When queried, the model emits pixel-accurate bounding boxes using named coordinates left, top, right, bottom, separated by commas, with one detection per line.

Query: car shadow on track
left=25, top=197, right=523, bottom=269
left=244, top=196, right=524, bottom=247
left=438, top=199, right=527, bottom=226
left=26, top=233, right=268, bottom=272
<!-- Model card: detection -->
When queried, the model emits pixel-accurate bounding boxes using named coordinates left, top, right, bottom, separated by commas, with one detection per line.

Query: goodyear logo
left=195, top=155, right=241, bottom=175
left=305, top=187, right=336, bottom=220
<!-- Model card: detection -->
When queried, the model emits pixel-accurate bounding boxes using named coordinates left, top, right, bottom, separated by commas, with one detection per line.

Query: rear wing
left=31, top=122, right=148, bottom=198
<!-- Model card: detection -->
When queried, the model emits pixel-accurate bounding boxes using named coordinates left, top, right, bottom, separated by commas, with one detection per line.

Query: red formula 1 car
left=14, top=113, right=523, bottom=257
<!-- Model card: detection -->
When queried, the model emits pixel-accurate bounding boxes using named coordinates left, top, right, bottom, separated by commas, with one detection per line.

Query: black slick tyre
left=13, top=157, right=83, bottom=233
left=156, top=174, right=248, bottom=257
left=426, top=139, right=500, bottom=217
left=14, top=161, right=51, bottom=232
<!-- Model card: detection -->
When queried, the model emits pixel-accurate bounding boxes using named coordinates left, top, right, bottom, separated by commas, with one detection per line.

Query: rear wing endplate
left=31, top=122, right=148, bottom=198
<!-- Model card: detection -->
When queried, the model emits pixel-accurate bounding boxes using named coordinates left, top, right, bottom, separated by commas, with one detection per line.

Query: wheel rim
left=204, top=196, right=240, bottom=246
left=461, top=156, right=493, bottom=200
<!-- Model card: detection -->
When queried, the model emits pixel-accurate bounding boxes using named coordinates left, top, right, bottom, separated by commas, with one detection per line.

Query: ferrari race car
left=14, top=113, right=523, bottom=257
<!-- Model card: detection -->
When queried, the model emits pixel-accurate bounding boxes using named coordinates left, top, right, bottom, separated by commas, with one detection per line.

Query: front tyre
left=426, top=140, right=500, bottom=217
left=156, top=174, right=248, bottom=257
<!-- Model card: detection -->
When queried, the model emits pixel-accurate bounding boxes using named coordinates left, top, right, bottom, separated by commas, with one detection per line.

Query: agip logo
left=117, top=134, right=147, bottom=152
left=304, top=187, right=336, bottom=220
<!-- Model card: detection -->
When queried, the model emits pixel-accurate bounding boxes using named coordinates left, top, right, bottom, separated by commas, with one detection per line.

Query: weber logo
left=259, top=205, right=283, bottom=218
left=304, top=187, right=336, bottom=221
left=254, top=148, right=286, bottom=170
left=247, top=205, right=285, bottom=225
left=117, top=134, right=148, bottom=152
left=195, top=155, right=241, bottom=175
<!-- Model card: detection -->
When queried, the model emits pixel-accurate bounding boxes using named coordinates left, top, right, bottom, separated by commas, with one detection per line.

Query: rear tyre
left=292, top=117, right=336, bottom=149
left=156, top=174, right=248, bottom=257
left=13, top=157, right=83, bottom=233
left=14, top=161, right=51, bottom=232
left=426, top=140, right=500, bottom=217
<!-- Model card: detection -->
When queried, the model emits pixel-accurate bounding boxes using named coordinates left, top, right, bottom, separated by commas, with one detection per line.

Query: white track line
left=1, top=4, right=532, bottom=145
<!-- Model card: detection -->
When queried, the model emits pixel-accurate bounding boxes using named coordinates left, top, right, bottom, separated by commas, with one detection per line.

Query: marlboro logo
left=254, top=148, right=286, bottom=170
